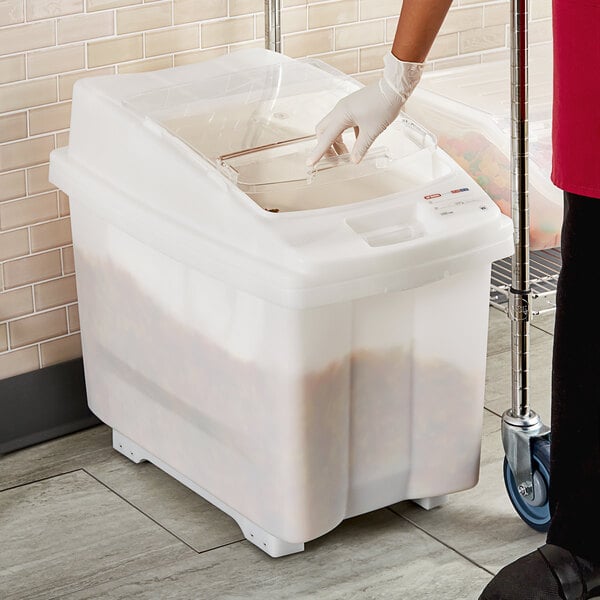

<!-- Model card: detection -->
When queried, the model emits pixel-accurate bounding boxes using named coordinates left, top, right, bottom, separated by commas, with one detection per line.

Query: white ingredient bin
left=49, top=48, right=514, bottom=557
left=404, top=43, right=561, bottom=250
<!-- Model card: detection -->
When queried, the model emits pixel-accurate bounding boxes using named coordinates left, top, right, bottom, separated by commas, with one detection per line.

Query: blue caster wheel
left=503, top=438, right=551, bottom=532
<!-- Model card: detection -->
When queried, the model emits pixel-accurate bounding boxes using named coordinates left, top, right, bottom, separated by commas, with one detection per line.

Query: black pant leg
left=546, top=191, right=600, bottom=561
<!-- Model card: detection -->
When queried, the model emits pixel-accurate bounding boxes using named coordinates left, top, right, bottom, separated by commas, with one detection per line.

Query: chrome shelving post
left=265, top=0, right=282, bottom=53
left=501, top=0, right=550, bottom=504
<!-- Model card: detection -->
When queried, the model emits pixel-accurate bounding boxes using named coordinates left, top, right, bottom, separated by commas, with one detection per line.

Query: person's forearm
left=392, top=0, right=453, bottom=63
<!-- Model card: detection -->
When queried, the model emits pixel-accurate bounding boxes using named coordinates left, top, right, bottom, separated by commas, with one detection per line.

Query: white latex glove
left=307, top=52, right=424, bottom=166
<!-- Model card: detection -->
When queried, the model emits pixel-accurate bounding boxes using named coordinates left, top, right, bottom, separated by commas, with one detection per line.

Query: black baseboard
left=0, top=358, right=100, bottom=455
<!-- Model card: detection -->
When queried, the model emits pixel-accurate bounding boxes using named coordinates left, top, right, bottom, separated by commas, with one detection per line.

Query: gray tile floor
left=0, top=307, right=559, bottom=600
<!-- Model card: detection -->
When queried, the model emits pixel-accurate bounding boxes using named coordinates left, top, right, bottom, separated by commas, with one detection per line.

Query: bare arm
left=392, top=0, right=454, bottom=63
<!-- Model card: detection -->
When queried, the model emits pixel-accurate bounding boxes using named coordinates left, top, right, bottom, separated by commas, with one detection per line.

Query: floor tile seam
left=530, top=323, right=554, bottom=336
left=385, top=507, right=495, bottom=577
left=0, top=467, right=84, bottom=494
left=483, top=406, right=503, bottom=420
left=81, top=467, right=202, bottom=554
left=81, top=467, right=246, bottom=555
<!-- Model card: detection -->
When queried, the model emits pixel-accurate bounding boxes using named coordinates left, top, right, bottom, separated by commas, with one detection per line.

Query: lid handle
left=306, top=146, right=392, bottom=184
left=217, top=136, right=394, bottom=190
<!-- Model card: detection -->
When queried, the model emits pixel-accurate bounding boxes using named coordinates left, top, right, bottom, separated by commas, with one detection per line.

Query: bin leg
left=112, top=430, right=305, bottom=558
left=112, top=429, right=149, bottom=464
left=412, top=495, right=449, bottom=510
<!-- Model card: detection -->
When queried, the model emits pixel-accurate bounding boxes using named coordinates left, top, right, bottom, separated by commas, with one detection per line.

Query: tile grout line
left=2, top=468, right=499, bottom=574
left=484, top=405, right=504, bottom=419
left=188, top=537, right=246, bottom=557
left=81, top=467, right=200, bottom=554
left=0, top=467, right=83, bottom=494
left=385, top=506, right=496, bottom=577
left=81, top=467, right=245, bottom=555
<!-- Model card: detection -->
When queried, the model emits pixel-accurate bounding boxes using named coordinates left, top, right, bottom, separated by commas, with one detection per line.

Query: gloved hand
left=307, top=52, right=425, bottom=166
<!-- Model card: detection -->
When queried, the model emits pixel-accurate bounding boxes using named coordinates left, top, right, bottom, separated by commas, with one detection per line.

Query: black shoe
left=478, top=544, right=600, bottom=600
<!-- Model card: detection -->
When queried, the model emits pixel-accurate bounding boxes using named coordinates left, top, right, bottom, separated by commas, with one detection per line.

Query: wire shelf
left=490, top=247, right=561, bottom=316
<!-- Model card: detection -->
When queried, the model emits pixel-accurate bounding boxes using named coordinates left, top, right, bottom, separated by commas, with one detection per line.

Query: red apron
left=552, top=0, right=600, bottom=198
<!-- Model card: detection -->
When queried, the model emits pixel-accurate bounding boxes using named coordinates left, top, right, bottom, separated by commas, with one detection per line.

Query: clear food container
left=405, top=43, right=560, bottom=250
left=49, top=48, right=513, bottom=557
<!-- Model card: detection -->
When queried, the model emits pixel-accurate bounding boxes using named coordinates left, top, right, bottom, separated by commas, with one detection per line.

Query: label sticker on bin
left=424, top=187, right=488, bottom=216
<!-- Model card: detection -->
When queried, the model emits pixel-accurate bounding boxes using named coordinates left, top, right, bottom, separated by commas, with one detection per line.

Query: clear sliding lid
left=124, top=57, right=441, bottom=212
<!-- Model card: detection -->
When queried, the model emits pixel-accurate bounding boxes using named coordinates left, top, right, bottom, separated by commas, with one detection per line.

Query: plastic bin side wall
left=408, top=267, right=490, bottom=499
left=70, top=196, right=491, bottom=544
left=71, top=200, right=352, bottom=543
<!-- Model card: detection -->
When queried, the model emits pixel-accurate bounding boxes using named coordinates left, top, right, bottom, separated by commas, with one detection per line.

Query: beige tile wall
left=0, top=0, right=552, bottom=381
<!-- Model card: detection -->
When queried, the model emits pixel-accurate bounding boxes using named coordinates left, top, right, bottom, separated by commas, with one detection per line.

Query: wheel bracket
left=502, top=409, right=550, bottom=502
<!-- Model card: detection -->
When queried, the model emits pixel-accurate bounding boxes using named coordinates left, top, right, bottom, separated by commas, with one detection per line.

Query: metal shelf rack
left=490, top=247, right=561, bottom=317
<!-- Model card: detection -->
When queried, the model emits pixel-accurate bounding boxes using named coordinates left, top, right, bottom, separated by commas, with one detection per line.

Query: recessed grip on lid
left=346, top=203, right=425, bottom=248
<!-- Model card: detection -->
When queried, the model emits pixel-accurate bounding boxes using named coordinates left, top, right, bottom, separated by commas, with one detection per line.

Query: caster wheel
left=503, top=438, right=551, bottom=532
